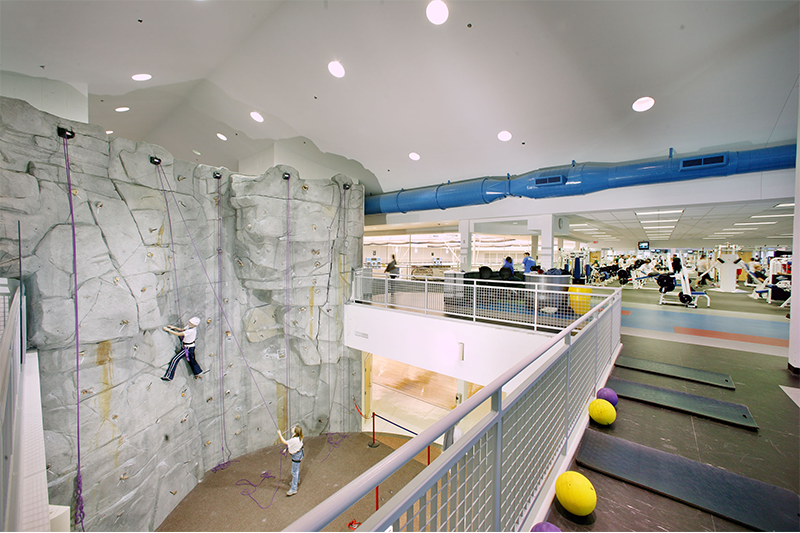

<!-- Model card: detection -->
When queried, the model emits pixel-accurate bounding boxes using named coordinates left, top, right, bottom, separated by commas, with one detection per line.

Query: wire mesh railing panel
left=596, top=309, right=614, bottom=369
left=394, top=428, right=496, bottom=532
left=499, top=355, right=569, bottom=530
left=567, top=325, right=598, bottom=430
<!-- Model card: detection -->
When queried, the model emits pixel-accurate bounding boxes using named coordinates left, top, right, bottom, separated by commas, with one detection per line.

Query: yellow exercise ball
left=555, top=471, right=597, bottom=516
left=588, top=398, right=617, bottom=425
left=568, top=286, right=592, bottom=314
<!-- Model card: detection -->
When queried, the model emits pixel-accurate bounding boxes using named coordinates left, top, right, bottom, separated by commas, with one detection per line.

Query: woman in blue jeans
left=278, top=426, right=304, bottom=496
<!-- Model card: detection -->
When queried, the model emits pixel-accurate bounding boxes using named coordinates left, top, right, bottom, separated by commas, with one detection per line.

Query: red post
left=427, top=445, right=431, bottom=465
left=376, top=486, right=379, bottom=510
left=368, top=412, right=379, bottom=448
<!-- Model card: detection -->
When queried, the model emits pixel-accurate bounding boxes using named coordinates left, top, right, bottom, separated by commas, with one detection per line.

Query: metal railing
left=288, top=280, right=622, bottom=531
left=0, top=279, right=23, bottom=530
left=352, top=269, right=615, bottom=332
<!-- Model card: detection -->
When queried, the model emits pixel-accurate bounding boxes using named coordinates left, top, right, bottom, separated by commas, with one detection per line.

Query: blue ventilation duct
left=365, top=144, right=796, bottom=215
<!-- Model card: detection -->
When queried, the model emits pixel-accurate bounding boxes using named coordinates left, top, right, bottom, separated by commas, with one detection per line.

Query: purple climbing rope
left=60, top=130, right=85, bottom=531
left=234, top=449, right=287, bottom=509
left=285, top=175, right=292, bottom=428
left=152, top=164, right=279, bottom=429
left=214, top=174, right=233, bottom=468
left=154, top=163, right=183, bottom=323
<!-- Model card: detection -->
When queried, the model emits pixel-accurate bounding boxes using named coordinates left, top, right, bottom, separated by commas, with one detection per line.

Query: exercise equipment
left=606, top=377, right=757, bottom=429
left=531, top=522, right=561, bottom=532
left=568, top=286, right=592, bottom=314
left=596, top=387, right=618, bottom=406
left=614, top=356, right=735, bottom=390
left=554, top=471, right=597, bottom=516
left=577, top=430, right=800, bottom=532
left=657, top=254, right=709, bottom=308
left=588, top=398, right=616, bottom=425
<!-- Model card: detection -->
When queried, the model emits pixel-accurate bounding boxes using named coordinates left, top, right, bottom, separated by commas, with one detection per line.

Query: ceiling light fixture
left=733, top=222, right=777, bottom=225
left=703, top=237, right=726, bottom=240
left=638, top=219, right=678, bottom=224
left=775, top=203, right=795, bottom=208
left=642, top=226, right=674, bottom=229
left=497, top=130, right=512, bottom=142
left=723, top=227, right=757, bottom=231
left=115, top=106, right=129, bottom=112
left=216, top=133, right=227, bottom=141
left=105, top=130, right=113, bottom=134
left=409, top=152, right=421, bottom=161
left=426, top=0, right=449, bottom=25
left=632, top=96, right=655, bottom=112
left=570, top=224, right=590, bottom=227
left=328, top=60, right=345, bottom=78
left=192, top=150, right=201, bottom=156
left=250, top=111, right=264, bottom=123
left=750, top=214, right=793, bottom=218
left=636, top=209, right=683, bottom=216
left=131, top=73, right=152, bottom=81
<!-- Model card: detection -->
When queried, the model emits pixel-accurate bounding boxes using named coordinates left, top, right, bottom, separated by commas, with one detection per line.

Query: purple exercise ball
left=531, top=522, right=561, bottom=532
left=597, top=387, right=618, bottom=406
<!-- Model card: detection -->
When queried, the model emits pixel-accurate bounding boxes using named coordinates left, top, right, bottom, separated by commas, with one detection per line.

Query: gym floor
left=546, top=281, right=800, bottom=532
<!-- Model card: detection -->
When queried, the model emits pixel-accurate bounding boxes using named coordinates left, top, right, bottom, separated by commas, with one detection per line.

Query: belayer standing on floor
left=278, top=426, right=304, bottom=496
left=161, top=317, right=204, bottom=381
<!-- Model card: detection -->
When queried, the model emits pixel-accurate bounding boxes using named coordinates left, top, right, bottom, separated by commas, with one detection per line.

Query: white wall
left=344, top=303, right=562, bottom=391
left=0, top=71, right=88, bottom=123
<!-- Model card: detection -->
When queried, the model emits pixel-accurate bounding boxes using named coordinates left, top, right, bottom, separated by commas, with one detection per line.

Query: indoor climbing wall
left=0, top=96, right=364, bottom=531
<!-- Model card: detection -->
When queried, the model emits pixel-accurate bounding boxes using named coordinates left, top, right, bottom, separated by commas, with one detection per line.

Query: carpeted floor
left=156, top=432, right=436, bottom=532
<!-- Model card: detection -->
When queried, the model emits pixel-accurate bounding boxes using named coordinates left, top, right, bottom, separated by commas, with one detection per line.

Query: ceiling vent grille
left=534, top=175, right=565, bottom=186
left=680, top=154, right=726, bottom=171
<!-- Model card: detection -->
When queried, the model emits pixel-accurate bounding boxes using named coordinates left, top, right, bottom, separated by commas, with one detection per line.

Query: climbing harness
left=58, top=126, right=85, bottom=532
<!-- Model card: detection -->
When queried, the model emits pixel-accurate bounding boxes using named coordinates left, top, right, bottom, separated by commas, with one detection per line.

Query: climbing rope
left=319, top=183, right=350, bottom=462
left=58, top=126, right=85, bottom=532
left=284, top=173, right=292, bottom=429
left=234, top=449, right=287, bottom=509
left=152, top=162, right=280, bottom=430
left=152, top=157, right=183, bottom=323
left=214, top=171, right=233, bottom=469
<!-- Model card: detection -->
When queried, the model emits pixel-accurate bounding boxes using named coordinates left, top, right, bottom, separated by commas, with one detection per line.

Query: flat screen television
left=638, top=241, right=650, bottom=250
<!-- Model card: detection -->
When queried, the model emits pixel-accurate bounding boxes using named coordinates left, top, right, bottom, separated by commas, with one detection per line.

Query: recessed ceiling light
left=750, top=214, right=793, bottom=218
left=328, top=60, right=345, bottom=78
left=105, top=130, right=113, bottom=134
left=497, top=130, right=512, bottom=142
left=192, top=149, right=201, bottom=156
left=131, top=73, right=152, bottom=81
left=766, top=236, right=788, bottom=239
left=703, top=237, right=726, bottom=240
left=632, top=96, right=655, bottom=112
left=642, top=226, right=674, bottom=230
left=571, top=224, right=590, bottom=227
left=409, top=152, right=421, bottom=161
left=216, top=133, right=227, bottom=141
left=115, top=106, right=130, bottom=112
left=780, top=233, right=793, bottom=236
left=426, top=0, right=449, bottom=25
left=250, top=111, right=264, bottom=123
left=636, top=209, right=683, bottom=216
left=714, top=232, right=743, bottom=235
left=638, top=219, right=678, bottom=224
left=734, top=222, right=777, bottom=225
left=775, top=203, right=795, bottom=208
left=724, top=227, right=757, bottom=231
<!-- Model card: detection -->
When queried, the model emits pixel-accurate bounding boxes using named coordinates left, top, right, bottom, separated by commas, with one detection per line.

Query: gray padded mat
left=615, top=355, right=735, bottom=389
left=577, top=430, right=800, bottom=532
left=606, top=377, right=757, bottom=429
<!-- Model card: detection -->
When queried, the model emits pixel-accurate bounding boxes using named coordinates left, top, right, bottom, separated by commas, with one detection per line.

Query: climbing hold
left=119, top=473, right=129, bottom=481
left=140, top=287, right=147, bottom=292
left=225, top=331, right=231, bottom=337
left=133, top=344, right=138, bottom=351
left=95, top=202, right=103, bottom=209
left=312, top=224, right=317, bottom=230
left=235, top=415, right=241, bottom=420
left=170, top=490, right=177, bottom=495
left=207, top=318, right=212, bottom=324
left=114, top=278, right=119, bottom=284
left=226, top=390, right=231, bottom=395
left=315, top=261, right=321, bottom=267
left=71, top=189, right=78, bottom=195
left=302, top=184, right=309, bottom=191
left=181, top=417, right=187, bottom=423
left=147, top=252, right=153, bottom=258
left=204, top=441, right=211, bottom=446
left=120, top=320, right=129, bottom=325
left=177, top=175, right=186, bottom=181
left=234, top=429, right=242, bottom=436
left=206, top=397, right=213, bottom=402
left=112, top=414, right=118, bottom=420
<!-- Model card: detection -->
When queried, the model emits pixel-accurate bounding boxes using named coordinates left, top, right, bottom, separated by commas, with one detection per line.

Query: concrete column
left=788, top=110, right=800, bottom=374
left=528, top=215, right=554, bottom=270
left=459, top=219, right=472, bottom=272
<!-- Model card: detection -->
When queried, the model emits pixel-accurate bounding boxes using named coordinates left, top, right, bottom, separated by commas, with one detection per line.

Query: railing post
left=563, top=333, right=572, bottom=451
left=472, top=282, right=477, bottom=322
left=384, top=273, right=389, bottom=307
left=492, top=389, right=504, bottom=532
left=424, top=278, right=428, bottom=315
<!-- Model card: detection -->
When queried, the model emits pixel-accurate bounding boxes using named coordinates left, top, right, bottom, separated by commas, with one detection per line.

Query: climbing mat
left=606, top=377, right=757, bottom=429
left=615, top=355, right=735, bottom=389
left=577, top=430, right=800, bottom=532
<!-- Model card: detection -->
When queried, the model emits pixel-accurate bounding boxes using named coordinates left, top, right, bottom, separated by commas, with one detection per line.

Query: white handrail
left=286, top=287, right=621, bottom=531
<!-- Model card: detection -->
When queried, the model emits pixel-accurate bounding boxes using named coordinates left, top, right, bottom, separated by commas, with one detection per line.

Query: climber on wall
left=161, top=317, right=206, bottom=381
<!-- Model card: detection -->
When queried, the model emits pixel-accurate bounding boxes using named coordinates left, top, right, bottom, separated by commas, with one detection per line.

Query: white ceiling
left=1, top=0, right=798, bottom=248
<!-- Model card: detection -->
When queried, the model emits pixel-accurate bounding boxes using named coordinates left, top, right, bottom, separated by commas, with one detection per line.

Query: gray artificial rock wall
left=0, top=96, right=364, bottom=531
